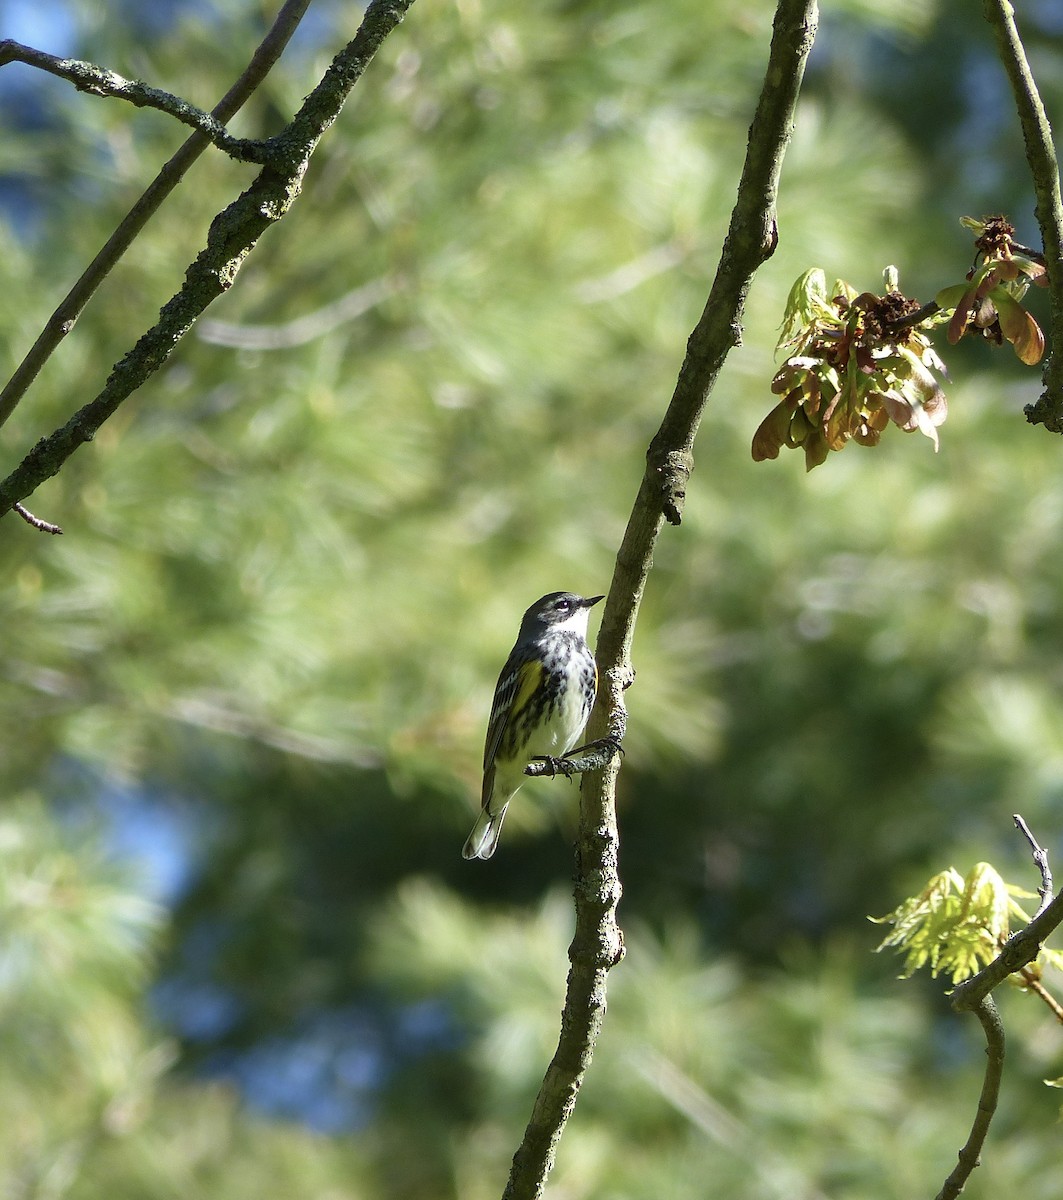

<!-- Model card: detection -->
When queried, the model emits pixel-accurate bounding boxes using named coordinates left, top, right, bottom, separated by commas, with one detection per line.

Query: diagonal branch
left=951, top=868, right=1063, bottom=1012
left=0, top=0, right=313, bottom=432
left=0, top=41, right=268, bottom=161
left=0, top=0, right=415, bottom=520
left=500, top=2, right=819, bottom=1197
left=12, top=502, right=62, bottom=535
left=981, top=0, right=1063, bottom=430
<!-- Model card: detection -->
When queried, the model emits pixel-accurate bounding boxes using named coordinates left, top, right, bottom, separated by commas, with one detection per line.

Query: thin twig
left=0, top=0, right=415, bottom=519
left=523, top=737, right=623, bottom=779
left=0, top=0, right=313, bottom=431
left=981, top=0, right=1063, bottom=430
left=1016, top=966, right=1063, bottom=1023
left=0, top=41, right=267, bottom=161
left=12, top=502, right=62, bottom=535
left=1010, top=815, right=1062, bottom=1019
left=1013, top=812, right=1053, bottom=916
left=885, top=299, right=942, bottom=335
left=500, top=2, right=819, bottom=1196
left=933, top=995, right=1006, bottom=1200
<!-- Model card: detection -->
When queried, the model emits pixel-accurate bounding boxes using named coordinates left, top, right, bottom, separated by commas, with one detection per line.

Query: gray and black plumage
left=462, top=591, right=603, bottom=860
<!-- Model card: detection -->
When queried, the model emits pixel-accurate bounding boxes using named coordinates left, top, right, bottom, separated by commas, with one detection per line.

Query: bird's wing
left=483, top=650, right=544, bottom=778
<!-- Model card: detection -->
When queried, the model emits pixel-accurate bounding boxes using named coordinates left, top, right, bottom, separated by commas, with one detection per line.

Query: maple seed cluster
left=935, top=215, right=1047, bottom=364
left=752, top=268, right=948, bottom=472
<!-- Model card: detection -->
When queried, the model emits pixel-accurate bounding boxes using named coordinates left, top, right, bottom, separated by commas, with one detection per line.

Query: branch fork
left=0, top=0, right=415, bottom=524
left=936, top=814, right=1063, bottom=1200
left=0, top=40, right=269, bottom=163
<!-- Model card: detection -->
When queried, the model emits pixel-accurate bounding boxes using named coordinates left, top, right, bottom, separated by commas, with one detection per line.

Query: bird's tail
left=462, top=802, right=509, bottom=860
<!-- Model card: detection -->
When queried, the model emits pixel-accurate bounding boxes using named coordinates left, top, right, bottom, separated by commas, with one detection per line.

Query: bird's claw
left=597, top=734, right=625, bottom=758
left=565, top=735, right=625, bottom=760
left=530, top=754, right=577, bottom=779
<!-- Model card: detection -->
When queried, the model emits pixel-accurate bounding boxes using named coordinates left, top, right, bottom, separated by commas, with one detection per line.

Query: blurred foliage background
left=4, top=0, right=1063, bottom=1195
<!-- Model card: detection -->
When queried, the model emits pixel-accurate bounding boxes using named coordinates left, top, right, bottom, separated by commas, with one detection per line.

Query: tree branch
left=934, top=815, right=1057, bottom=1197
left=0, top=0, right=313, bottom=433
left=981, top=0, right=1063, bottom=430
left=0, top=0, right=415, bottom=519
left=12, top=502, right=62, bottom=535
left=0, top=41, right=267, bottom=161
left=500, top=2, right=819, bottom=1196
left=1013, top=812, right=1053, bottom=916
left=522, top=736, right=623, bottom=780
left=933, top=995, right=1006, bottom=1200
left=951, top=824, right=1063, bottom=1011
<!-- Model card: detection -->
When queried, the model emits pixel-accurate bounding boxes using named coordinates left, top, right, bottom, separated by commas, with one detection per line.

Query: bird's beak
left=584, top=595, right=605, bottom=608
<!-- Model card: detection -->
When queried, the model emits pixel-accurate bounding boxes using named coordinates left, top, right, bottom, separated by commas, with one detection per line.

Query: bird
left=462, top=591, right=604, bottom=860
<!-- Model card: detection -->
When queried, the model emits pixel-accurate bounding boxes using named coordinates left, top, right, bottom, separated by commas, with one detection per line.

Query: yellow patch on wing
left=510, top=658, right=545, bottom=718
left=483, top=656, right=545, bottom=772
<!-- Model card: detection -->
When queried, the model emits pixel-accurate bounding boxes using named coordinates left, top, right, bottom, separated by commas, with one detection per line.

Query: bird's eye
left=555, top=599, right=571, bottom=612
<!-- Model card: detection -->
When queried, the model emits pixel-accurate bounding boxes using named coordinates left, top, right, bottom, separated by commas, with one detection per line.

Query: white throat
left=553, top=607, right=593, bottom=638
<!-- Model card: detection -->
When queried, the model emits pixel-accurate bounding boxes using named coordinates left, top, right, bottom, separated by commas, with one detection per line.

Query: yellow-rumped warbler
left=462, top=591, right=604, bottom=860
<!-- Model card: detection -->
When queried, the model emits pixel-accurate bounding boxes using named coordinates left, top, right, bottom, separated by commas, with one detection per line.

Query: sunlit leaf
left=993, top=289, right=1046, bottom=364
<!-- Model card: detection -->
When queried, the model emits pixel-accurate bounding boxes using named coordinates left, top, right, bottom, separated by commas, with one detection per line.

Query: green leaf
left=934, top=282, right=971, bottom=311
left=871, top=863, right=1036, bottom=984
left=777, top=268, right=831, bottom=351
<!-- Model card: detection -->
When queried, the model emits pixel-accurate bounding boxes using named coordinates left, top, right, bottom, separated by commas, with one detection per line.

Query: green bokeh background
left=4, top=0, right=1063, bottom=1195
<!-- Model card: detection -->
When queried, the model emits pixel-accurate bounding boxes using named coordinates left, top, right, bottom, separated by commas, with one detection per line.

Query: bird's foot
left=566, top=734, right=625, bottom=760
left=529, top=754, right=578, bottom=779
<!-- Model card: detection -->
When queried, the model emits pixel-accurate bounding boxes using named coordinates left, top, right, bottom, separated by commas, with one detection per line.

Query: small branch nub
left=13, top=502, right=63, bottom=535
